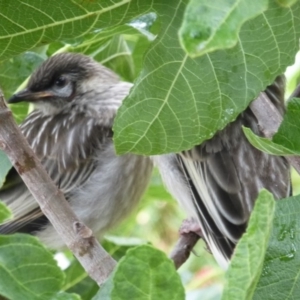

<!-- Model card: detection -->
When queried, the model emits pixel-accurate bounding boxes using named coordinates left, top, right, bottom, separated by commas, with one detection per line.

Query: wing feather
left=165, top=75, right=290, bottom=266
left=0, top=112, right=112, bottom=233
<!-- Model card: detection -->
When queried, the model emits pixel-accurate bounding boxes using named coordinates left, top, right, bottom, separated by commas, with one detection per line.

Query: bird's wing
left=157, top=75, right=290, bottom=268
left=0, top=111, right=112, bottom=233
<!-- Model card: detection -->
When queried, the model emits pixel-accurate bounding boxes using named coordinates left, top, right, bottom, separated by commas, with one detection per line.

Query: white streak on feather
left=43, top=139, right=48, bottom=156
left=67, top=128, right=76, bottom=154
left=87, top=119, right=93, bottom=136
left=23, top=125, right=34, bottom=138
left=80, top=145, right=87, bottom=159
left=154, top=154, right=229, bottom=269
left=61, top=151, right=67, bottom=170
left=181, top=155, right=226, bottom=236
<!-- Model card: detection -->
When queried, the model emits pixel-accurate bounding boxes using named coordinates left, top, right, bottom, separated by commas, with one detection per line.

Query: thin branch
left=250, top=91, right=300, bottom=175
left=169, top=231, right=200, bottom=269
left=169, top=218, right=202, bottom=269
left=0, top=90, right=116, bottom=285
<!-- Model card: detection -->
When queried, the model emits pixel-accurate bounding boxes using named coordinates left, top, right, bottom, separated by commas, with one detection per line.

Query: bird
left=0, top=52, right=153, bottom=250
left=154, top=75, right=290, bottom=269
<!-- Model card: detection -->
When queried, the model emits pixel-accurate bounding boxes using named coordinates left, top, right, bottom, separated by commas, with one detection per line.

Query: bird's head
left=8, top=53, right=120, bottom=115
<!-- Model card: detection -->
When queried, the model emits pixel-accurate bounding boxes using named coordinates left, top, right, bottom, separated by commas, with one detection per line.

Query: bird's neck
left=34, top=102, right=63, bottom=116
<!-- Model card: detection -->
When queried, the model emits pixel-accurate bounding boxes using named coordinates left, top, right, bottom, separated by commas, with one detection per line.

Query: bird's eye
left=54, top=75, right=68, bottom=88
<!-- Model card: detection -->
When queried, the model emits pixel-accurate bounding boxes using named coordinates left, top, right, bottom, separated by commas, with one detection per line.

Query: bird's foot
left=179, top=218, right=203, bottom=237
left=179, top=218, right=212, bottom=254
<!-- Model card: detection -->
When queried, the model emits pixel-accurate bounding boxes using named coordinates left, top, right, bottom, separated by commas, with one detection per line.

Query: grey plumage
left=155, top=76, right=290, bottom=269
left=0, top=53, right=153, bottom=249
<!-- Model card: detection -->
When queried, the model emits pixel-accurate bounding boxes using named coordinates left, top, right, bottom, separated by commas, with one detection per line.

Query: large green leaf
left=114, top=1, right=300, bottom=155
left=243, top=98, right=300, bottom=156
left=0, top=0, right=153, bottom=62
left=179, top=0, right=268, bottom=57
left=0, top=234, right=77, bottom=300
left=253, top=195, right=300, bottom=299
left=222, top=190, right=275, bottom=300
left=93, top=245, right=185, bottom=300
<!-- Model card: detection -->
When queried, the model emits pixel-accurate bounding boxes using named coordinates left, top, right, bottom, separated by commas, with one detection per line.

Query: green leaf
left=0, top=52, right=45, bottom=99
left=272, top=98, right=300, bottom=150
left=0, top=150, right=11, bottom=189
left=277, top=0, right=298, bottom=7
left=51, top=292, right=81, bottom=300
left=71, top=21, right=154, bottom=82
left=0, top=52, right=45, bottom=122
left=114, top=1, right=300, bottom=155
left=222, top=190, right=275, bottom=300
left=0, top=201, right=12, bottom=224
left=0, top=234, right=65, bottom=300
left=63, top=238, right=145, bottom=299
left=243, top=98, right=300, bottom=156
left=179, top=0, right=268, bottom=57
left=93, top=245, right=185, bottom=300
left=84, top=34, right=136, bottom=82
left=253, top=195, right=300, bottom=299
left=71, top=25, right=139, bottom=56
left=62, top=261, right=88, bottom=292
left=62, top=259, right=98, bottom=300
left=103, top=236, right=147, bottom=261
left=243, top=127, right=298, bottom=155
left=0, top=0, right=153, bottom=62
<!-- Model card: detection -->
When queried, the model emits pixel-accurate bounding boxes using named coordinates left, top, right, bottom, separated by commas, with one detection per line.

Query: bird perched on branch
left=0, top=53, right=153, bottom=249
left=155, top=75, right=290, bottom=269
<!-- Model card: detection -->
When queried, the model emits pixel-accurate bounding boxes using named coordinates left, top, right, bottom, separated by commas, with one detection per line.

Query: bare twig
left=169, top=231, right=200, bottom=269
left=169, top=218, right=202, bottom=269
left=0, top=90, right=116, bottom=285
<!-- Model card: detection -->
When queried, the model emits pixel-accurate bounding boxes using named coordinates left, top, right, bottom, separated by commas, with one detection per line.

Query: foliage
left=0, top=234, right=77, bottom=300
left=222, top=190, right=275, bottom=300
left=244, top=98, right=300, bottom=156
left=0, top=0, right=300, bottom=299
left=94, top=245, right=184, bottom=300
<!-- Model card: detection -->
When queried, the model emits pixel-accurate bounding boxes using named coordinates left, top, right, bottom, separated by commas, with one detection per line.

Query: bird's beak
left=8, top=89, right=54, bottom=104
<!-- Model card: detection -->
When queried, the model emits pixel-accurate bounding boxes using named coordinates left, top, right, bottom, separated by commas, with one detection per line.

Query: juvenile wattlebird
left=0, top=53, right=153, bottom=249
left=155, top=76, right=290, bottom=269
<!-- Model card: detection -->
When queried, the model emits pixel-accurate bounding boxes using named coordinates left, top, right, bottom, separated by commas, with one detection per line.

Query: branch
left=169, top=231, right=200, bottom=269
left=169, top=218, right=202, bottom=269
left=250, top=91, right=300, bottom=175
left=0, top=90, right=116, bottom=285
